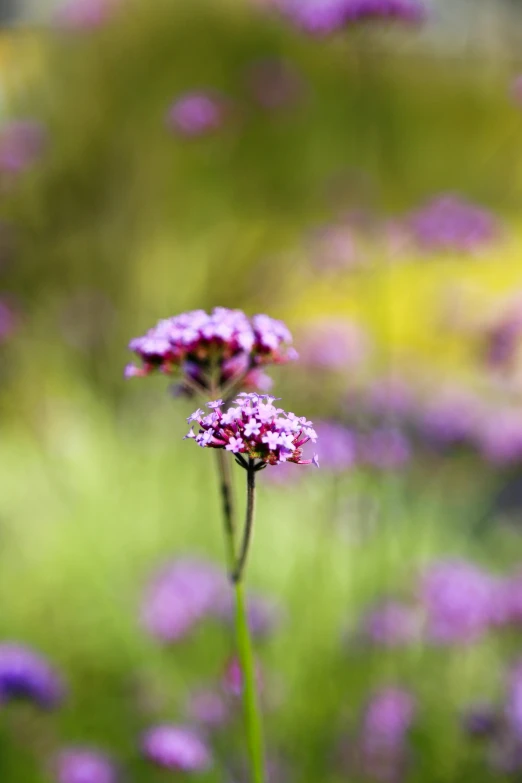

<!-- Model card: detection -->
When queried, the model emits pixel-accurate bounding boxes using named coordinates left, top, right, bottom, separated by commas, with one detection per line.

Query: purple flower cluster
left=142, top=725, right=212, bottom=772
left=167, top=92, right=228, bottom=137
left=276, top=0, right=424, bottom=34
left=0, top=643, right=64, bottom=709
left=360, top=601, right=420, bottom=648
left=141, top=558, right=227, bottom=643
left=126, top=307, right=296, bottom=394
left=54, top=748, right=118, bottom=783
left=358, top=688, right=415, bottom=783
left=0, top=120, right=46, bottom=175
left=419, top=387, right=485, bottom=448
left=419, top=559, right=497, bottom=645
left=476, top=408, right=522, bottom=465
left=358, top=428, right=411, bottom=470
left=407, top=195, right=499, bottom=254
left=185, top=394, right=319, bottom=468
left=55, top=0, right=117, bottom=29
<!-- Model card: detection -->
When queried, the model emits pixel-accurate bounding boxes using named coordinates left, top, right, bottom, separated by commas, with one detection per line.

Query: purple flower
left=360, top=601, right=420, bottom=647
left=365, top=377, right=416, bottom=418
left=408, top=195, right=499, bottom=254
left=167, top=92, right=227, bottom=137
left=186, top=689, right=231, bottom=729
left=126, top=308, right=296, bottom=393
left=276, top=0, right=424, bottom=34
left=477, top=408, right=522, bottom=465
left=418, top=387, right=484, bottom=447
left=314, top=421, right=357, bottom=472
left=54, top=748, right=118, bottom=783
left=140, top=558, right=228, bottom=643
left=298, top=319, right=370, bottom=371
left=142, top=725, right=212, bottom=772
left=222, top=655, right=263, bottom=698
left=186, top=394, right=318, bottom=468
left=419, top=559, right=496, bottom=645
left=0, top=121, right=46, bottom=175
left=0, top=643, right=64, bottom=708
left=462, top=704, right=502, bottom=739
left=358, top=428, right=411, bottom=470
left=362, top=688, right=416, bottom=749
left=246, top=58, right=305, bottom=111
left=55, top=0, right=118, bottom=29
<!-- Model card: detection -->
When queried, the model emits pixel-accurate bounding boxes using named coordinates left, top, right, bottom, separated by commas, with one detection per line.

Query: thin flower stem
left=232, top=460, right=256, bottom=584
left=234, top=580, right=265, bottom=783
left=215, top=448, right=237, bottom=574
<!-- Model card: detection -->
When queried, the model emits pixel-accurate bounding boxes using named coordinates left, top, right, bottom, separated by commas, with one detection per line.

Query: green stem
left=234, top=580, right=265, bottom=783
left=215, top=448, right=237, bottom=575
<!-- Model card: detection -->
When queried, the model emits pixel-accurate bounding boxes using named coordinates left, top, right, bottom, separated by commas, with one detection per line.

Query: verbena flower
left=0, top=120, right=46, bottom=175
left=408, top=195, right=499, bottom=254
left=314, top=421, right=357, bottom=472
left=185, top=394, right=318, bottom=468
left=419, top=559, right=495, bottom=645
left=186, top=689, right=231, bottom=729
left=54, top=747, right=119, bottom=783
left=126, top=308, right=297, bottom=394
left=141, top=725, right=212, bottom=772
left=55, top=0, right=118, bottom=29
left=462, top=704, right=502, bottom=739
left=362, top=688, right=416, bottom=749
left=0, top=643, right=64, bottom=708
left=141, top=558, right=227, bottom=643
left=166, top=93, right=227, bottom=137
left=276, top=0, right=424, bottom=35
left=360, top=601, right=420, bottom=648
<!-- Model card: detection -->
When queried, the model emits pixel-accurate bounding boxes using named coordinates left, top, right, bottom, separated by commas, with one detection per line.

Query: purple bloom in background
left=186, top=689, right=231, bottom=729
left=276, top=0, right=423, bottom=34
left=419, top=559, right=495, bottom=645
left=362, top=688, right=416, bottom=749
left=365, top=376, right=416, bottom=418
left=477, top=408, right=522, bottom=465
left=141, top=558, right=227, bottom=643
left=216, top=591, right=283, bottom=639
left=418, top=387, right=484, bottom=447
left=314, top=421, right=357, bottom=472
left=246, top=58, right=305, bottom=110
left=360, top=601, right=420, bottom=648
left=55, top=0, right=118, bottom=29
left=0, top=120, right=46, bottom=175
left=408, top=194, right=499, bottom=254
left=167, top=92, right=227, bottom=137
left=358, top=428, right=411, bottom=470
left=298, top=319, right=370, bottom=371
left=54, top=748, right=118, bottom=783
left=462, top=704, right=502, bottom=739
left=0, top=643, right=64, bottom=708
left=142, top=725, right=212, bottom=772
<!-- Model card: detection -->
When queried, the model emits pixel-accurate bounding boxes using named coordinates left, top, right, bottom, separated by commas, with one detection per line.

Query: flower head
left=140, top=558, right=228, bottom=643
left=0, top=643, right=65, bottom=709
left=362, top=688, right=416, bottom=749
left=358, top=428, right=411, bottom=470
left=54, top=747, right=118, bottom=783
left=167, top=92, right=227, bottom=137
left=276, top=0, right=424, bottom=35
left=55, top=0, right=118, bottom=29
left=360, top=600, right=420, bottom=648
left=126, top=308, right=296, bottom=394
left=186, top=394, right=318, bottom=468
left=141, top=725, right=212, bottom=772
left=419, top=559, right=496, bottom=645
left=408, top=194, right=499, bottom=254
left=298, top=319, right=370, bottom=371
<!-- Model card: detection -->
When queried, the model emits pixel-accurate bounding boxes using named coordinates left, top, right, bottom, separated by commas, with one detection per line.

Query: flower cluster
left=276, top=0, right=424, bottom=35
left=55, top=0, right=118, bottom=30
left=142, top=725, right=212, bottom=772
left=166, top=92, right=228, bottom=137
left=185, top=394, right=318, bottom=468
left=54, top=747, right=119, bottom=783
left=0, top=643, right=65, bottom=709
left=407, top=194, right=499, bottom=254
left=126, top=308, right=297, bottom=394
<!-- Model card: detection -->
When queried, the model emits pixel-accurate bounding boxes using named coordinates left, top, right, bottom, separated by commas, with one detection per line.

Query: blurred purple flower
left=362, top=687, right=416, bottom=750
left=360, top=601, right=420, bottom=648
left=298, top=319, right=370, bottom=371
left=186, top=689, right=231, bottom=729
left=314, top=421, right=357, bottom=472
left=418, top=387, right=484, bottom=447
left=408, top=195, right=499, bottom=254
left=462, top=704, right=502, bottom=739
left=55, top=0, right=118, bottom=29
left=167, top=92, right=227, bottom=137
left=358, top=428, right=411, bottom=470
left=276, top=0, right=424, bottom=34
left=0, top=643, right=64, bottom=709
left=142, top=725, right=212, bottom=772
left=477, top=408, right=522, bottom=465
left=246, top=58, right=305, bottom=110
left=54, top=748, right=118, bottom=783
left=216, top=592, right=283, bottom=639
left=140, top=558, right=227, bottom=643
left=0, top=121, right=46, bottom=175
left=366, top=377, right=416, bottom=418
left=419, top=559, right=495, bottom=645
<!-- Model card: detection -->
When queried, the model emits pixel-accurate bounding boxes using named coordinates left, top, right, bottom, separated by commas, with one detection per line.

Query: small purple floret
left=142, top=725, right=212, bottom=772
left=167, top=93, right=226, bottom=137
